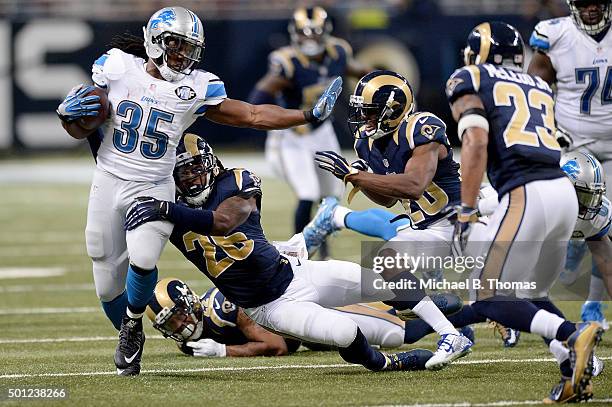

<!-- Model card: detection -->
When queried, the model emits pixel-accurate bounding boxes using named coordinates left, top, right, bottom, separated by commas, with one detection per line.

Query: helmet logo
left=150, top=9, right=177, bottom=30
left=175, top=86, right=196, bottom=100
left=562, top=160, right=581, bottom=180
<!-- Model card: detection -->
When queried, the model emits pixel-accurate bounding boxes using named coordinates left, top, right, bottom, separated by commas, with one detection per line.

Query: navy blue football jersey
left=446, top=64, right=564, bottom=197
left=194, top=287, right=248, bottom=345
left=269, top=37, right=351, bottom=133
left=354, top=112, right=461, bottom=227
left=169, top=168, right=293, bottom=308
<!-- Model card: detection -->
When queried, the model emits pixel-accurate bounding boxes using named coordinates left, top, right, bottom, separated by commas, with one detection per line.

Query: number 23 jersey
left=91, top=48, right=227, bottom=181
left=446, top=63, right=564, bottom=197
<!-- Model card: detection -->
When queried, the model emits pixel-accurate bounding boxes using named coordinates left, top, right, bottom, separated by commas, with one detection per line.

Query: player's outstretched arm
left=527, top=52, right=556, bottom=86
left=124, top=195, right=257, bottom=235
left=226, top=309, right=289, bottom=357
left=205, top=76, right=342, bottom=130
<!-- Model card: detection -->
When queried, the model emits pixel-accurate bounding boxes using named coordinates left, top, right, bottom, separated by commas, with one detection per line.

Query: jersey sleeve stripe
left=233, top=169, right=244, bottom=191
left=466, top=65, right=481, bottom=92
left=205, top=83, right=227, bottom=99
left=529, top=31, right=550, bottom=51
left=194, top=105, right=208, bottom=114
left=588, top=220, right=611, bottom=240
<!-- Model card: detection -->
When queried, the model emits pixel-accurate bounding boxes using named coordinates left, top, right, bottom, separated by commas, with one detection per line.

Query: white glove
left=185, top=338, right=227, bottom=357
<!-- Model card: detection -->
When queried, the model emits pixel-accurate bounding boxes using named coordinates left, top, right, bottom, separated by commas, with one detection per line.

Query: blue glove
left=308, top=76, right=342, bottom=123
left=450, top=205, right=479, bottom=258
left=56, top=84, right=101, bottom=123
left=315, top=151, right=357, bottom=182
left=125, top=196, right=172, bottom=231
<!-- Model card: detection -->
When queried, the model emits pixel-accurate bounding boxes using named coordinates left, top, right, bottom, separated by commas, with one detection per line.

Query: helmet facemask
left=575, top=183, right=606, bottom=220
left=152, top=32, right=204, bottom=82
left=567, top=0, right=612, bottom=35
left=174, top=148, right=218, bottom=207
left=348, top=90, right=411, bottom=140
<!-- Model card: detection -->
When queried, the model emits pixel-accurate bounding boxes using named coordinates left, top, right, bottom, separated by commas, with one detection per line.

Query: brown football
left=78, top=86, right=110, bottom=130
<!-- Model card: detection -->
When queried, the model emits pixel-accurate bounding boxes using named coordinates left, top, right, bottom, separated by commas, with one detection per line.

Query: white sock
left=587, top=275, right=606, bottom=301
left=126, top=308, right=143, bottom=319
left=549, top=339, right=570, bottom=365
left=333, top=206, right=352, bottom=229
left=530, top=309, right=564, bottom=339
left=412, top=296, right=459, bottom=336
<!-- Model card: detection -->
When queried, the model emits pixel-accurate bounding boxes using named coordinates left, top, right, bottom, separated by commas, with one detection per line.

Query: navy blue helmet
left=463, top=22, right=524, bottom=69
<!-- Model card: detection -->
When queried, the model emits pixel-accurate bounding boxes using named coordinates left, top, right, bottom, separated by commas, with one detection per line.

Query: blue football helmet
left=146, top=278, right=204, bottom=341
left=174, top=133, right=220, bottom=207
left=561, top=151, right=606, bottom=220
left=463, top=21, right=524, bottom=70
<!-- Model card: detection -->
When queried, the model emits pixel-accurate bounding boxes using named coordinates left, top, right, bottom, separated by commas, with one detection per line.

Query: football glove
left=555, top=126, right=573, bottom=150
left=315, top=151, right=358, bottom=182
left=125, top=196, right=172, bottom=231
left=351, top=158, right=370, bottom=172
left=56, top=84, right=101, bottom=123
left=185, top=339, right=227, bottom=357
left=308, top=76, right=342, bottom=123
left=451, top=205, right=479, bottom=258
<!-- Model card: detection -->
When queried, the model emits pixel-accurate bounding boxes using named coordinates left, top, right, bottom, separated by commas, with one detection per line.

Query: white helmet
left=143, top=7, right=205, bottom=82
left=561, top=151, right=606, bottom=220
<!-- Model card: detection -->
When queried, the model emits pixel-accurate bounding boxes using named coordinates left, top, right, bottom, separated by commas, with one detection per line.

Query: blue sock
left=345, top=208, right=411, bottom=241
left=295, top=200, right=313, bottom=233
left=530, top=297, right=565, bottom=318
left=338, top=328, right=386, bottom=371
left=555, top=321, right=577, bottom=342
left=403, top=304, right=485, bottom=344
left=126, top=264, right=158, bottom=315
left=403, top=319, right=434, bottom=344
left=471, top=297, right=539, bottom=333
left=101, top=291, right=128, bottom=330
left=382, top=271, right=426, bottom=310
left=565, top=239, right=587, bottom=272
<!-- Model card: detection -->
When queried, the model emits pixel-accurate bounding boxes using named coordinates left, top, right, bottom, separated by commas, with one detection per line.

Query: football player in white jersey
left=56, top=6, right=342, bottom=376
left=528, top=1, right=612, bottom=322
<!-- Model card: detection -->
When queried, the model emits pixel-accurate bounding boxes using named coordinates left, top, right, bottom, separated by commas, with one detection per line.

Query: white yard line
left=0, top=357, right=610, bottom=379
left=0, top=267, right=66, bottom=279
left=372, top=400, right=612, bottom=407
left=0, top=307, right=99, bottom=315
left=0, top=279, right=210, bottom=293
left=0, top=335, right=164, bottom=344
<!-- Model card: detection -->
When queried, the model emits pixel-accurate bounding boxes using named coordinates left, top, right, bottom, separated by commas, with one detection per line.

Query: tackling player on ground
left=56, top=6, right=342, bottom=376
left=446, top=21, right=604, bottom=403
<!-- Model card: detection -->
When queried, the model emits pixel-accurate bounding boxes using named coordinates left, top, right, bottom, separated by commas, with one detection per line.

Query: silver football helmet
left=143, top=7, right=205, bottom=82
left=566, top=0, right=612, bottom=35
left=561, top=151, right=606, bottom=220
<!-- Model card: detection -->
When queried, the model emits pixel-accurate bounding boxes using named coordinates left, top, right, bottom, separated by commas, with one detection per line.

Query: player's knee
left=93, top=263, right=126, bottom=302
left=128, top=251, right=160, bottom=271
left=379, top=326, right=404, bottom=349
left=331, top=317, right=359, bottom=348
left=85, top=227, right=105, bottom=259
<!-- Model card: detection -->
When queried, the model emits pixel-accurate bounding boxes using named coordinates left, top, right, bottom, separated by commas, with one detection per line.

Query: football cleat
left=490, top=321, right=521, bottom=348
left=114, top=316, right=146, bottom=376
left=567, top=322, right=604, bottom=396
left=425, top=333, right=473, bottom=370
left=543, top=377, right=592, bottom=404
left=581, top=301, right=607, bottom=326
left=395, top=292, right=463, bottom=321
left=381, top=349, right=434, bottom=371
left=303, top=196, right=340, bottom=255
left=592, top=354, right=604, bottom=377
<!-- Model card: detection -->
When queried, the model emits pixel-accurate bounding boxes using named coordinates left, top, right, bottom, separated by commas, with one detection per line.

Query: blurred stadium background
left=0, top=0, right=569, bottom=153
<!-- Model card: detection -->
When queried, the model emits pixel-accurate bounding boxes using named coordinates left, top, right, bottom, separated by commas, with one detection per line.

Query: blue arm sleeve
left=167, top=203, right=214, bottom=235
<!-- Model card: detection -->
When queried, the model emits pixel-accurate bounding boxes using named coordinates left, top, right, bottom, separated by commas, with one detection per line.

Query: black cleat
left=114, top=316, right=145, bottom=376
left=381, top=349, right=434, bottom=371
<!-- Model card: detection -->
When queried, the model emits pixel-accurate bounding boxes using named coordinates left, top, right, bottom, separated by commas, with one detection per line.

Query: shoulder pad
left=401, top=112, right=448, bottom=149
left=446, top=65, right=481, bottom=104
left=202, top=288, right=238, bottom=328
left=529, top=17, right=569, bottom=52
left=229, top=168, right=262, bottom=199
left=91, top=48, right=129, bottom=87
left=327, top=36, right=353, bottom=59
left=269, top=46, right=306, bottom=79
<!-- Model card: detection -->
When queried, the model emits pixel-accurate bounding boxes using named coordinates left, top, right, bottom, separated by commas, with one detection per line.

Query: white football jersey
left=91, top=48, right=226, bottom=181
left=572, top=196, right=612, bottom=240
left=530, top=17, right=612, bottom=145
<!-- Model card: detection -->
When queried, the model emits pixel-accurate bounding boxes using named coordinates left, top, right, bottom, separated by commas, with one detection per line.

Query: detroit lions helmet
left=288, top=6, right=332, bottom=57
left=348, top=70, right=414, bottom=140
left=561, top=151, right=606, bottom=220
left=146, top=278, right=204, bottom=341
left=463, top=22, right=524, bottom=70
left=174, top=133, right=220, bottom=207
left=567, top=0, right=612, bottom=35
left=143, top=7, right=205, bottom=82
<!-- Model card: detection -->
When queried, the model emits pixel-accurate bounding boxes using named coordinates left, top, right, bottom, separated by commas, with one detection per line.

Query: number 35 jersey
left=91, top=48, right=227, bottom=181
left=446, top=64, right=564, bottom=197
left=530, top=17, right=612, bottom=144
left=168, top=169, right=294, bottom=309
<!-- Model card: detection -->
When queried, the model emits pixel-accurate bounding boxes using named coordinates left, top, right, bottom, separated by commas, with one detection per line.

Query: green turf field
left=0, top=165, right=610, bottom=406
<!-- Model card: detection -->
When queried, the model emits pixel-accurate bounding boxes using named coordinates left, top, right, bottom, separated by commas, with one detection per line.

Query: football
left=78, top=86, right=110, bottom=130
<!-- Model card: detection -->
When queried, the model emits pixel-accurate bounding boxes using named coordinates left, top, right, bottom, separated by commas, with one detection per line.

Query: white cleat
left=425, top=333, right=473, bottom=371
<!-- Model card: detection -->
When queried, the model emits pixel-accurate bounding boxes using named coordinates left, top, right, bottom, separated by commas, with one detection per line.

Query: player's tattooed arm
left=205, top=98, right=309, bottom=130
left=345, top=142, right=440, bottom=201
left=227, top=309, right=289, bottom=357
left=450, top=94, right=488, bottom=208
left=588, top=236, right=612, bottom=298
left=527, top=51, right=557, bottom=86
left=211, top=196, right=258, bottom=235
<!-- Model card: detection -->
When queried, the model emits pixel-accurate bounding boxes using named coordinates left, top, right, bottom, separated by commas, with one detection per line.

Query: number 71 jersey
left=91, top=48, right=227, bottom=181
left=446, top=64, right=564, bottom=197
